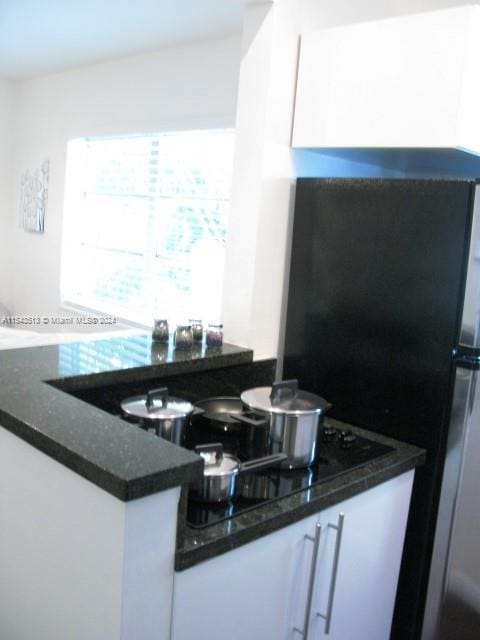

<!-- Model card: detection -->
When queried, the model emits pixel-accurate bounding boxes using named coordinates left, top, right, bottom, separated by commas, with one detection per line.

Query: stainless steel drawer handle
left=317, top=513, right=345, bottom=635
left=293, top=522, right=322, bottom=640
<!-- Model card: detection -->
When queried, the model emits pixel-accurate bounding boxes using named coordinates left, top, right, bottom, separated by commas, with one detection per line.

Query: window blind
left=61, top=130, right=235, bottom=326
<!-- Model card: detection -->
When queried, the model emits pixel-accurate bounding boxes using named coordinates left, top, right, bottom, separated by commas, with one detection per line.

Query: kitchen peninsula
left=0, top=333, right=424, bottom=640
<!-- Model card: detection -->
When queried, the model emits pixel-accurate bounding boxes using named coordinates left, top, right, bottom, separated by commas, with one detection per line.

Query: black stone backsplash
left=64, top=359, right=277, bottom=415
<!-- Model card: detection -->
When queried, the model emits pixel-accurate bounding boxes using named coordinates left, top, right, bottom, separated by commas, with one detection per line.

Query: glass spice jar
left=188, top=319, right=203, bottom=342
left=206, top=323, right=223, bottom=348
left=191, top=342, right=203, bottom=359
left=150, top=343, right=168, bottom=363
left=174, top=324, right=194, bottom=350
left=152, top=319, right=169, bottom=343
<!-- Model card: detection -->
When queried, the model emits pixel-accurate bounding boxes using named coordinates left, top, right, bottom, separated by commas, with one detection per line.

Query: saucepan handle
left=270, top=379, right=299, bottom=403
left=230, top=412, right=269, bottom=429
left=146, top=387, right=169, bottom=411
left=239, top=453, right=287, bottom=474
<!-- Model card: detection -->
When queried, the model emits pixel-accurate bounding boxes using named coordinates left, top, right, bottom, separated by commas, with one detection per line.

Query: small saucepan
left=190, top=442, right=287, bottom=503
left=121, top=387, right=198, bottom=446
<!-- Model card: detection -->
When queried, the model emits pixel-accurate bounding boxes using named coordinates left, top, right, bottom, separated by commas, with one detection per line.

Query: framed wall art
left=20, top=159, right=49, bottom=233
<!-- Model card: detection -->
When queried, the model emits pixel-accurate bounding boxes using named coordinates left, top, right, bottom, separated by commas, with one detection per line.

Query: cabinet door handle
left=293, top=522, right=322, bottom=640
left=317, top=513, right=345, bottom=634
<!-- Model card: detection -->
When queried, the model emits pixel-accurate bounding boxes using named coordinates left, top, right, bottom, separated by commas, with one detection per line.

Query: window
left=61, top=130, right=235, bottom=326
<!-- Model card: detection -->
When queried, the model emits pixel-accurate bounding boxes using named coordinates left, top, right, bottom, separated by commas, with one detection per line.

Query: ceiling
left=0, top=0, right=243, bottom=80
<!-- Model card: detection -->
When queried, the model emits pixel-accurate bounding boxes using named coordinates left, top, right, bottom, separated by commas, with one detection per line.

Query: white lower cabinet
left=171, top=470, right=414, bottom=640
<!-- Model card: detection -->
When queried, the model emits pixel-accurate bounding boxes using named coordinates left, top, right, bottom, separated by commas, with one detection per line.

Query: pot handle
left=270, top=379, right=299, bottom=403
left=319, top=399, right=333, bottom=413
left=146, top=387, right=169, bottom=411
left=238, top=452, right=287, bottom=474
left=229, top=412, right=269, bottom=429
left=194, top=442, right=223, bottom=467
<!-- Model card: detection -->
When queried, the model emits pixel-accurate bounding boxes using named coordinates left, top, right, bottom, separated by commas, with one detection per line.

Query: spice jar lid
left=121, top=387, right=194, bottom=421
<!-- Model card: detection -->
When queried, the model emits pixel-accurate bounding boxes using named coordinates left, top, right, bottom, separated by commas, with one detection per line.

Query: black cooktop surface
left=186, top=427, right=393, bottom=529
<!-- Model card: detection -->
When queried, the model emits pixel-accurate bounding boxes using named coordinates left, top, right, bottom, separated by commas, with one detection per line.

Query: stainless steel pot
left=189, top=396, right=269, bottom=454
left=240, top=379, right=331, bottom=469
left=190, top=442, right=287, bottom=503
left=120, top=387, right=195, bottom=446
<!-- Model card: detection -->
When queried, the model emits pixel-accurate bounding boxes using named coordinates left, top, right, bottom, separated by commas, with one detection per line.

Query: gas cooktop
left=186, top=424, right=393, bottom=529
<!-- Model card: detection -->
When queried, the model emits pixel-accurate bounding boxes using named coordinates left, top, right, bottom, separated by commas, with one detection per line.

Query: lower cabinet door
left=171, top=513, right=322, bottom=640
left=171, top=470, right=414, bottom=640
left=309, top=470, right=414, bottom=640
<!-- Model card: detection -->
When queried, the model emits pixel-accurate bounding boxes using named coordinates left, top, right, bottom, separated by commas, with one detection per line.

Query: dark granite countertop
left=0, top=333, right=253, bottom=501
left=175, top=417, right=425, bottom=570
left=0, top=330, right=425, bottom=565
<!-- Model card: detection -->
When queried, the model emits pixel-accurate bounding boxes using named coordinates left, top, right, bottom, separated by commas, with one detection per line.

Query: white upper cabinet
left=292, top=6, right=480, bottom=152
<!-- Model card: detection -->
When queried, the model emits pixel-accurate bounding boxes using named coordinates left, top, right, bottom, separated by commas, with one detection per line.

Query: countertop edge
left=0, top=410, right=204, bottom=501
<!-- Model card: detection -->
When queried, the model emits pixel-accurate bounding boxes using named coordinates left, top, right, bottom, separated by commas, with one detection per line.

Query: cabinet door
left=309, top=470, right=414, bottom=640
left=291, top=11, right=475, bottom=150
left=171, top=513, right=321, bottom=640
left=171, top=470, right=414, bottom=640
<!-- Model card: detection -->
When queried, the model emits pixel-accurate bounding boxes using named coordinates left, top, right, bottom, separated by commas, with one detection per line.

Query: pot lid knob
left=195, top=443, right=224, bottom=467
left=270, top=379, right=299, bottom=404
left=146, top=387, right=169, bottom=411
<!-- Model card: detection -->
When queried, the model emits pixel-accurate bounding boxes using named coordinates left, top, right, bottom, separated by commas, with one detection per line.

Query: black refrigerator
left=282, top=178, right=480, bottom=640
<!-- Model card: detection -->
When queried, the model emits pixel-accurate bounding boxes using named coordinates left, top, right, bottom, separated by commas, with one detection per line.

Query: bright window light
left=61, top=130, right=235, bottom=326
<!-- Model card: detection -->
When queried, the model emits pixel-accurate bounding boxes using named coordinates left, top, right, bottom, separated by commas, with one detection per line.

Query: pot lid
left=241, top=379, right=331, bottom=416
left=195, top=443, right=240, bottom=477
left=121, top=387, right=193, bottom=421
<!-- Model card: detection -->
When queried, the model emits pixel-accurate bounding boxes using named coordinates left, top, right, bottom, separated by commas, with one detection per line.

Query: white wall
left=221, top=0, right=479, bottom=360
left=221, top=0, right=300, bottom=360
left=0, top=78, right=12, bottom=311
left=9, top=35, right=240, bottom=320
